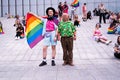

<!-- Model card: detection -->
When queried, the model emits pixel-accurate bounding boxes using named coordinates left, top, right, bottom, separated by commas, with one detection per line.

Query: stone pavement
left=0, top=16, right=120, bottom=80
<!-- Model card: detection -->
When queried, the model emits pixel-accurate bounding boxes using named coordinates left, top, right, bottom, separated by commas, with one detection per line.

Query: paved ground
left=0, top=16, right=120, bottom=80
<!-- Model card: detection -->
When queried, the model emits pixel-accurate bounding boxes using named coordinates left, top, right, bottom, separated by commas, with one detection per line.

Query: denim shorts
left=43, top=31, right=57, bottom=46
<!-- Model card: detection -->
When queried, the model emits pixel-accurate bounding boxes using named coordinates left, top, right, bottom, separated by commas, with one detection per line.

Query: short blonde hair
left=62, top=13, right=69, bottom=21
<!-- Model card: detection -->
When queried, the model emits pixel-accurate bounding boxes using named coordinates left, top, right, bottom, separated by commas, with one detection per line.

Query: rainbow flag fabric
left=71, top=0, right=79, bottom=7
left=107, top=28, right=114, bottom=34
left=26, top=12, right=44, bottom=48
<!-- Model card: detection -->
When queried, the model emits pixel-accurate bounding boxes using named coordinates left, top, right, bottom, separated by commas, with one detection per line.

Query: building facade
left=0, top=0, right=120, bottom=17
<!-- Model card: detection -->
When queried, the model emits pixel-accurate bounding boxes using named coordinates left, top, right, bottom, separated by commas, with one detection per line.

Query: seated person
left=109, top=13, right=117, bottom=23
left=87, top=11, right=92, bottom=20
left=93, top=23, right=112, bottom=45
left=114, top=36, right=120, bottom=59
left=15, top=24, right=24, bottom=39
left=0, top=21, right=4, bottom=34
left=14, top=15, right=22, bottom=27
left=14, top=19, right=22, bottom=27
left=93, top=8, right=99, bottom=16
left=73, top=14, right=80, bottom=27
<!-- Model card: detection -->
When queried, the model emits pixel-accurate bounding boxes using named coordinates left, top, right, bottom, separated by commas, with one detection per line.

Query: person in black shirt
left=74, top=14, right=80, bottom=27
left=15, top=24, right=24, bottom=40
left=87, top=11, right=92, bottom=20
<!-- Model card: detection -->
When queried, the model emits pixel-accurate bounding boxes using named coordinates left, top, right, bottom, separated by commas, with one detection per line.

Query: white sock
left=43, top=59, right=46, bottom=62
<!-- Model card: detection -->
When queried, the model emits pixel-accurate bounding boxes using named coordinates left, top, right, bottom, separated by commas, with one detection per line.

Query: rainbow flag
left=71, top=0, right=80, bottom=7
left=26, top=12, right=44, bottom=48
left=107, top=28, right=114, bottom=34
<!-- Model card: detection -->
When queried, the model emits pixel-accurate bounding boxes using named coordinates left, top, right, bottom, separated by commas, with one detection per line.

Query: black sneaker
left=51, top=60, right=56, bottom=66
left=39, top=61, right=47, bottom=67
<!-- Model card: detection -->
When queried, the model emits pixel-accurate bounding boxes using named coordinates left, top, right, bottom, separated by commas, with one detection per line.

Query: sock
left=43, top=57, right=46, bottom=62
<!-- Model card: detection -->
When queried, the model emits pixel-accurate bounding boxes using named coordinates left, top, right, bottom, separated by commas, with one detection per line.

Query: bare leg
left=51, top=45, right=56, bottom=66
left=39, top=46, right=48, bottom=66
left=43, top=46, right=48, bottom=58
left=51, top=45, right=56, bottom=58
left=100, top=38, right=112, bottom=45
left=100, top=39, right=107, bottom=43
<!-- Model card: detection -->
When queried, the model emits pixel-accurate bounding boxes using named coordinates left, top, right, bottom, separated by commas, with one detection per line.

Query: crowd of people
left=0, top=1, right=120, bottom=67
left=38, top=2, right=120, bottom=66
left=92, top=3, right=120, bottom=59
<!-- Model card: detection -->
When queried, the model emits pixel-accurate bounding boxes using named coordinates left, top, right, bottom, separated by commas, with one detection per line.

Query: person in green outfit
left=58, top=13, right=76, bottom=66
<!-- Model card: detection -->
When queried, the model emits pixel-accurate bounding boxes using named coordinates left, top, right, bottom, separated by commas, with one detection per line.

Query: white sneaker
left=15, top=37, right=18, bottom=40
left=17, top=37, right=20, bottom=39
left=106, top=40, right=112, bottom=45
